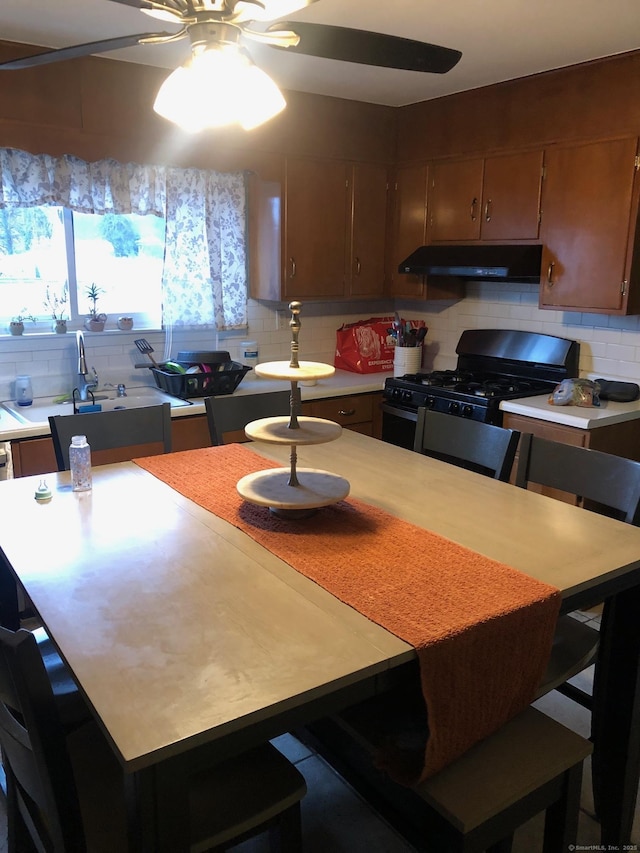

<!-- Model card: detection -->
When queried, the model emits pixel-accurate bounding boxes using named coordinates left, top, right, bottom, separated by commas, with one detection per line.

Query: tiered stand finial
left=236, top=302, right=350, bottom=519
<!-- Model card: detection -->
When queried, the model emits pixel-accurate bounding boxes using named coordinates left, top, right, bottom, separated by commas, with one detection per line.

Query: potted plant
left=84, top=283, right=107, bottom=332
left=9, top=311, right=36, bottom=336
left=44, top=283, right=69, bottom=334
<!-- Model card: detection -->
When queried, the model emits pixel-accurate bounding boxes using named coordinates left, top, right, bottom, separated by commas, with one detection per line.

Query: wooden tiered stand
left=236, top=302, right=350, bottom=519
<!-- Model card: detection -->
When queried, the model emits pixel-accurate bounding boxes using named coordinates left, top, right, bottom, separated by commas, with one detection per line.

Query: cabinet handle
left=546, top=262, right=554, bottom=286
left=355, top=257, right=361, bottom=276
left=289, top=257, right=296, bottom=278
left=484, top=199, right=492, bottom=222
left=470, top=197, right=478, bottom=221
left=338, top=409, right=356, bottom=417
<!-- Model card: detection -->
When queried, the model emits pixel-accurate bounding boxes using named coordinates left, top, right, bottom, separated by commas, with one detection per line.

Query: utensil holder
left=393, top=346, right=422, bottom=377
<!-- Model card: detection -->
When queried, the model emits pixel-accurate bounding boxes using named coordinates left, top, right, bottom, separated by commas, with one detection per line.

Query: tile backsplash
left=1, top=286, right=639, bottom=402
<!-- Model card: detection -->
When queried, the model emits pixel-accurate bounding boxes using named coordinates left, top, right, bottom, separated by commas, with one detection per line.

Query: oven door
left=381, top=403, right=418, bottom=450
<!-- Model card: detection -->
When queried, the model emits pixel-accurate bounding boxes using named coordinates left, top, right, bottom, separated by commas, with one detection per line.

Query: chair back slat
left=413, top=408, right=520, bottom=481
left=49, top=403, right=172, bottom=471
left=515, top=434, right=640, bottom=523
left=205, top=391, right=291, bottom=445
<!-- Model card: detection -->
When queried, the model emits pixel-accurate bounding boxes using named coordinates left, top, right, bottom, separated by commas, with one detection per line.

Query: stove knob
left=462, top=404, right=473, bottom=418
left=392, top=388, right=402, bottom=400
left=402, top=390, right=413, bottom=403
left=426, top=395, right=436, bottom=409
left=449, top=401, right=460, bottom=415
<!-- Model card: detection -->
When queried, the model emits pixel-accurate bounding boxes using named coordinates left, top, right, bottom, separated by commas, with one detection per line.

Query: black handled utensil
left=134, top=338, right=160, bottom=368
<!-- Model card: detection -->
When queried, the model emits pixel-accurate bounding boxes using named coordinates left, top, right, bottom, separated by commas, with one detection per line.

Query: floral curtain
left=0, top=147, right=247, bottom=329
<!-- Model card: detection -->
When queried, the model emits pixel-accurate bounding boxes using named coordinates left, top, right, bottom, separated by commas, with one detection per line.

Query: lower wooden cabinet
left=171, top=415, right=212, bottom=452
left=10, top=415, right=213, bottom=478
left=9, top=395, right=383, bottom=478
left=306, top=392, right=383, bottom=439
left=11, top=437, right=57, bottom=478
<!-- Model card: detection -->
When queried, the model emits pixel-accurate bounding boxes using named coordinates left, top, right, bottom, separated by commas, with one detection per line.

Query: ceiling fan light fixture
left=232, top=0, right=316, bottom=22
left=153, top=43, right=286, bottom=132
left=141, top=7, right=183, bottom=23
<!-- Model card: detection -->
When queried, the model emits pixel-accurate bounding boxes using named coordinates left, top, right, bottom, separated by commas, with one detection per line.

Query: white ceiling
left=1, top=0, right=639, bottom=107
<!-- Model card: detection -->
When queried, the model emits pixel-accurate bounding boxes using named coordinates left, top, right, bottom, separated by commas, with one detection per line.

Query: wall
left=393, top=49, right=640, bottom=384
left=1, top=287, right=635, bottom=404
left=0, top=38, right=398, bottom=403
left=2, top=40, right=640, bottom=402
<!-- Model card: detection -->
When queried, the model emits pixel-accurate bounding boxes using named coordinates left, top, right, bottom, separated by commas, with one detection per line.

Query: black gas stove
left=381, top=329, right=579, bottom=448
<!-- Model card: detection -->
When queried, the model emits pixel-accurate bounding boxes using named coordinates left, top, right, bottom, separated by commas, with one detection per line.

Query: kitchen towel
left=134, top=444, right=561, bottom=782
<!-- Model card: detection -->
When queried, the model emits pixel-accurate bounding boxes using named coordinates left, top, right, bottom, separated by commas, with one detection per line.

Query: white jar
left=240, top=340, right=259, bottom=371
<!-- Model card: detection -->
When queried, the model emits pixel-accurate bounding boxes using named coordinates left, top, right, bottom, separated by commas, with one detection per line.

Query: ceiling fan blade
left=269, top=22, right=462, bottom=74
left=0, top=32, right=179, bottom=70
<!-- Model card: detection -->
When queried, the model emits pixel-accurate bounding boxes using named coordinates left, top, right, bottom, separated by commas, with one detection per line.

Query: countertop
left=500, top=394, right=640, bottom=429
left=0, top=369, right=391, bottom=442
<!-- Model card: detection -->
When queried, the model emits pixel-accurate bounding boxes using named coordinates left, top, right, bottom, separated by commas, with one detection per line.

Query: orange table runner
left=134, top=445, right=561, bottom=781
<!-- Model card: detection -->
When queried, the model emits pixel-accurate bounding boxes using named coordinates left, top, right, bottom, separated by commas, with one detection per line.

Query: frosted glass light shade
left=153, top=45, right=286, bottom=132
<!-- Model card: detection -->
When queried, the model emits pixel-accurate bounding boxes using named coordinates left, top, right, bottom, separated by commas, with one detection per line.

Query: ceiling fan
left=0, top=0, right=463, bottom=130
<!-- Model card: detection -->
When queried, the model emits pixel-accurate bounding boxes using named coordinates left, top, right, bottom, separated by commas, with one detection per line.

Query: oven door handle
left=381, top=403, right=419, bottom=423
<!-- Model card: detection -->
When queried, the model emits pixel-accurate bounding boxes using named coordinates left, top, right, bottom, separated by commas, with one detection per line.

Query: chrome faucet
left=75, top=330, right=98, bottom=402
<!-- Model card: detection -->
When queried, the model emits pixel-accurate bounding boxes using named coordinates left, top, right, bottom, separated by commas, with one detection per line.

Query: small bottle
left=15, top=375, right=33, bottom=407
left=69, top=435, right=92, bottom=492
left=240, top=340, right=259, bottom=372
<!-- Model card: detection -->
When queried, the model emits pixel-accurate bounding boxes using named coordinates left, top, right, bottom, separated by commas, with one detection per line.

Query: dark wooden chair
left=517, top=434, right=640, bottom=706
left=303, top=679, right=591, bottom=853
left=205, top=391, right=291, bottom=445
left=49, top=403, right=172, bottom=471
left=0, top=626, right=306, bottom=853
left=0, top=554, right=89, bottom=734
left=412, top=407, right=520, bottom=482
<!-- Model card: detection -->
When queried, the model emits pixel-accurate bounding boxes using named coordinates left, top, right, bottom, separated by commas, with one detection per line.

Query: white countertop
left=500, top=394, right=640, bottom=429
left=0, top=369, right=391, bottom=442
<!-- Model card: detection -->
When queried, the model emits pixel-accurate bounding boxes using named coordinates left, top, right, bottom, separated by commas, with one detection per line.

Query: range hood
left=398, top=244, right=543, bottom=283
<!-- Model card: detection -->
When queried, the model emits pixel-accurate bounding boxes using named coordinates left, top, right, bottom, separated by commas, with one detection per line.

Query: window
left=0, top=149, right=248, bottom=331
left=0, top=206, right=164, bottom=330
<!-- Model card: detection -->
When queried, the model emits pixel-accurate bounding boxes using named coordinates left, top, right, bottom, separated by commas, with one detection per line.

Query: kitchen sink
left=1, top=387, right=191, bottom=426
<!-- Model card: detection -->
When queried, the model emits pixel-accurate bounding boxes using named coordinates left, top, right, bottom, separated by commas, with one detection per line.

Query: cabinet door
left=348, top=163, right=388, bottom=297
left=539, top=137, right=639, bottom=312
left=481, top=150, right=543, bottom=240
left=11, top=438, right=57, bottom=477
left=389, top=164, right=428, bottom=298
left=171, top=415, right=211, bottom=451
left=429, top=158, right=483, bottom=241
left=284, top=158, right=348, bottom=299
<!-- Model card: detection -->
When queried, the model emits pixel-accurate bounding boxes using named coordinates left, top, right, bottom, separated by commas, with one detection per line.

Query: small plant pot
left=9, top=321, right=24, bottom=336
left=54, top=319, right=68, bottom=334
left=84, top=314, right=107, bottom=332
left=117, top=317, right=134, bottom=331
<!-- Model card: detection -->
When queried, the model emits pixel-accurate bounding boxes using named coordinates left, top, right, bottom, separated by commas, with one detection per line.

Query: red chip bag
left=335, top=317, right=426, bottom=373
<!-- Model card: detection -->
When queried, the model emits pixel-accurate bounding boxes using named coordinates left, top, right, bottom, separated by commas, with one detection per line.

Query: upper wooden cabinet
left=248, top=157, right=388, bottom=301
left=283, top=157, right=348, bottom=299
left=428, top=151, right=544, bottom=242
left=389, top=163, right=462, bottom=300
left=348, top=162, right=389, bottom=298
left=389, top=163, right=428, bottom=299
left=539, top=137, right=640, bottom=314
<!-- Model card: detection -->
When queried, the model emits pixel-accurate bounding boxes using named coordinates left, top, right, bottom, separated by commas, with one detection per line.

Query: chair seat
left=304, top=692, right=591, bottom=852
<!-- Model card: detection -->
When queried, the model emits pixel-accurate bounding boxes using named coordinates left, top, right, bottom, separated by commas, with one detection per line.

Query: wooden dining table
left=0, top=429, right=639, bottom=850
